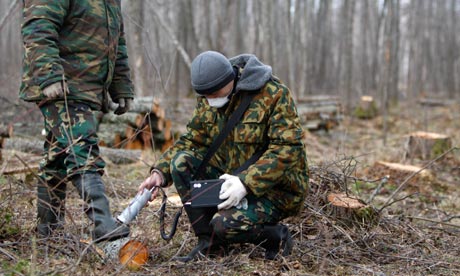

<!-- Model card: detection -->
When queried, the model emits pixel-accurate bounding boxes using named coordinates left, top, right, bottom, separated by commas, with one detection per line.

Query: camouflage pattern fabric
left=155, top=77, right=309, bottom=217
left=39, top=101, right=105, bottom=182
left=20, top=0, right=134, bottom=110
left=170, top=151, right=282, bottom=242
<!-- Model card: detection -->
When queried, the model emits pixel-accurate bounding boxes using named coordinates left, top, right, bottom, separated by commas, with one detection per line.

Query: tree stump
left=372, top=161, right=436, bottom=187
left=326, top=193, right=379, bottom=226
left=353, top=95, right=378, bottom=119
left=404, top=131, right=452, bottom=160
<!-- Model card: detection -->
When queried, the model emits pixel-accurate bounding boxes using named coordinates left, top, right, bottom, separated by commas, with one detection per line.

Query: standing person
left=138, top=51, right=309, bottom=261
left=20, top=0, right=134, bottom=242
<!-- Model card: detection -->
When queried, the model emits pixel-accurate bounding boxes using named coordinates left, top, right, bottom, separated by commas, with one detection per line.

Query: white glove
left=42, top=82, right=68, bottom=99
left=217, top=174, right=248, bottom=210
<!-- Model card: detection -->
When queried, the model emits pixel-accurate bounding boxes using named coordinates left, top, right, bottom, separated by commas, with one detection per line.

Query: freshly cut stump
left=353, top=95, right=378, bottom=119
left=404, top=131, right=452, bottom=160
left=327, top=193, right=379, bottom=226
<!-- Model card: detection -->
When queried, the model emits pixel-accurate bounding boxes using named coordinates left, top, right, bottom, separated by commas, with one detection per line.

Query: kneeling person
left=138, top=51, right=309, bottom=261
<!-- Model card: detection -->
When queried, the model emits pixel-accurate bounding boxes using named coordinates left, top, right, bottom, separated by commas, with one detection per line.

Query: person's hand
left=42, top=82, right=68, bottom=99
left=218, top=174, right=248, bottom=210
left=138, top=170, right=164, bottom=201
left=114, top=98, right=132, bottom=115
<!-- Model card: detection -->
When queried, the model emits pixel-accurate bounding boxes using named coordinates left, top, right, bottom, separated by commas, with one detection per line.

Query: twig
left=13, top=153, right=45, bottom=186
left=406, top=216, right=460, bottom=228
left=0, top=246, right=17, bottom=261
left=367, top=175, right=389, bottom=203
left=379, top=147, right=458, bottom=211
left=380, top=192, right=419, bottom=210
left=170, top=229, right=191, bottom=260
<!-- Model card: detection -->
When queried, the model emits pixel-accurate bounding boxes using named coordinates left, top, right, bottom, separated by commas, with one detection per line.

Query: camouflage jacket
left=155, top=54, right=309, bottom=216
left=20, top=0, right=134, bottom=110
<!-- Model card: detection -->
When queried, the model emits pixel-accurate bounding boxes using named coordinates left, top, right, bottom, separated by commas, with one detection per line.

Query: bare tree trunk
left=314, top=0, right=331, bottom=91
left=370, top=1, right=385, bottom=92
left=340, top=0, right=355, bottom=113
left=389, top=0, right=400, bottom=103
left=127, top=0, right=146, bottom=96
left=446, top=0, right=457, bottom=98
left=406, top=0, right=423, bottom=99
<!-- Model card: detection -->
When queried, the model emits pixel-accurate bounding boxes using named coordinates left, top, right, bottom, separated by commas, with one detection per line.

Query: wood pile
left=296, top=95, right=341, bottom=131
left=97, top=97, right=174, bottom=152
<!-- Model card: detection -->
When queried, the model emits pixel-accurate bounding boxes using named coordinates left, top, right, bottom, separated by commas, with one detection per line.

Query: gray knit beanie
left=191, top=51, right=235, bottom=95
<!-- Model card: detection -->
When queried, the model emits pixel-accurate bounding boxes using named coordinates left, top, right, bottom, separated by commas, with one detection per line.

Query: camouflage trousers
left=38, top=101, right=105, bottom=182
left=171, top=151, right=283, bottom=244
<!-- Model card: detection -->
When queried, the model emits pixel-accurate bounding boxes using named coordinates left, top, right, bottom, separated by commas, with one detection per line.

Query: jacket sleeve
left=22, top=0, right=68, bottom=89
left=108, top=19, right=134, bottom=102
left=238, top=84, right=306, bottom=197
left=153, top=99, right=212, bottom=186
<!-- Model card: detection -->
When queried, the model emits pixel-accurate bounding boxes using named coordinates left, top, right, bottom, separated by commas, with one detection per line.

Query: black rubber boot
left=72, top=173, right=130, bottom=242
left=36, top=179, right=66, bottom=237
left=253, top=224, right=293, bottom=260
left=174, top=205, right=225, bottom=262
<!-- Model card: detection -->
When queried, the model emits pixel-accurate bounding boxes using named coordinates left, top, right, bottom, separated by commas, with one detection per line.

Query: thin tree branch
left=380, top=147, right=458, bottom=211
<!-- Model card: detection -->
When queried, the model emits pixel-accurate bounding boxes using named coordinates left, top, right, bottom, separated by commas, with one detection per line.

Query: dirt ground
left=0, top=100, right=459, bottom=275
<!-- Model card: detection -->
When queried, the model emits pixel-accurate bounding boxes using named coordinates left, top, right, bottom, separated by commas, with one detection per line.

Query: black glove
left=114, top=98, right=132, bottom=115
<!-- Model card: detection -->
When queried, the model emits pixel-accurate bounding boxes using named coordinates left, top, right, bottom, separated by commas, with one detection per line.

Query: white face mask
left=207, top=96, right=230, bottom=108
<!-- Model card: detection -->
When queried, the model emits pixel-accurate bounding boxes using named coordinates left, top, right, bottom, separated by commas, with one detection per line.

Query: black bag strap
left=193, top=92, right=256, bottom=179
left=232, top=140, right=268, bottom=175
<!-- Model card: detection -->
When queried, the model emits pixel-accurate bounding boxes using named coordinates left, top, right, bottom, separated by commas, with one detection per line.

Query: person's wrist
left=151, top=168, right=166, bottom=187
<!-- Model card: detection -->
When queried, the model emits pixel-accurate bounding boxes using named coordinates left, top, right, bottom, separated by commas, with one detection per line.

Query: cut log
left=1, top=137, right=141, bottom=164
left=140, top=124, right=153, bottom=150
left=1, top=137, right=42, bottom=155
left=101, top=112, right=145, bottom=128
left=353, top=95, right=378, bottom=119
left=0, top=150, right=41, bottom=175
left=129, top=97, right=157, bottom=113
left=372, top=161, right=436, bottom=187
left=124, top=127, right=144, bottom=150
left=100, top=146, right=142, bottom=164
left=0, top=124, right=13, bottom=138
left=417, top=98, right=448, bottom=107
left=296, top=95, right=341, bottom=131
left=98, top=123, right=128, bottom=148
left=326, top=192, right=379, bottom=226
left=404, top=131, right=452, bottom=160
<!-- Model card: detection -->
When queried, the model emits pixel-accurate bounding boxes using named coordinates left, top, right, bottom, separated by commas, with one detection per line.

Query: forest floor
left=0, top=99, right=459, bottom=276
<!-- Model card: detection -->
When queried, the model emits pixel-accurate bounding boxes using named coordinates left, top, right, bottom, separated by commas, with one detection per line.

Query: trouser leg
left=36, top=178, right=67, bottom=237
left=210, top=195, right=292, bottom=260
left=170, top=151, right=225, bottom=262
left=39, top=102, right=121, bottom=242
left=71, top=172, right=130, bottom=242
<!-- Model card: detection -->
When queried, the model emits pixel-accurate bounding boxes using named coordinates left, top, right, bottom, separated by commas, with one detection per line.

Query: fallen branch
left=0, top=246, right=17, bottom=261
left=406, top=216, right=460, bottom=228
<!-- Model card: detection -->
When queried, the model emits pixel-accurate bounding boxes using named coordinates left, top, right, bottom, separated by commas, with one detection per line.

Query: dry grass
left=1, top=101, right=460, bottom=275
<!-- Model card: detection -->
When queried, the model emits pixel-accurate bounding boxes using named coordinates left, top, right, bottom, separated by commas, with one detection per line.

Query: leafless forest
left=1, top=0, right=460, bottom=105
left=0, top=0, right=459, bottom=275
